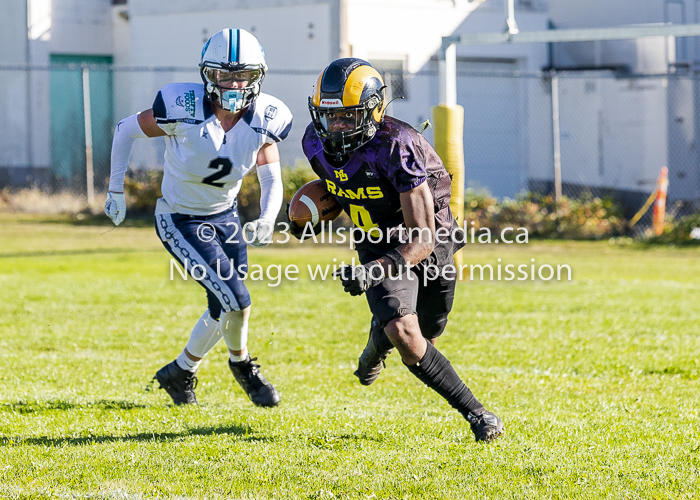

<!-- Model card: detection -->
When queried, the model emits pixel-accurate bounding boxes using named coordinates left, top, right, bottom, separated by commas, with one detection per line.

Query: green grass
left=1, top=214, right=699, bottom=499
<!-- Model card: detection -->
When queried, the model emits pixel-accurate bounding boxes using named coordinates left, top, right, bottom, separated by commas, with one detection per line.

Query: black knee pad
left=418, top=313, right=449, bottom=339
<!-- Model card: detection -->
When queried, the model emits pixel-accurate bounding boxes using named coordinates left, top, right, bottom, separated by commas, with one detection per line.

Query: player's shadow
left=1, top=400, right=152, bottom=413
left=0, top=399, right=271, bottom=447
left=1, top=424, right=265, bottom=448
left=0, top=248, right=161, bottom=259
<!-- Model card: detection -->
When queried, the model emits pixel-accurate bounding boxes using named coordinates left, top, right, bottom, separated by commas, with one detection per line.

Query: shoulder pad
left=152, top=83, right=213, bottom=125
left=243, top=93, right=293, bottom=143
left=302, top=122, right=323, bottom=159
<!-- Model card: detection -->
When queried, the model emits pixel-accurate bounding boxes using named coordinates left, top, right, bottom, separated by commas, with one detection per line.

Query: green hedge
left=464, top=189, right=626, bottom=239
left=646, top=212, right=700, bottom=245
left=123, top=170, right=163, bottom=215
left=123, top=169, right=699, bottom=242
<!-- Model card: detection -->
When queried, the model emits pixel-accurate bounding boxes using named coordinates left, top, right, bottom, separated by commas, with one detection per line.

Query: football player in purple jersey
left=293, top=58, right=503, bottom=442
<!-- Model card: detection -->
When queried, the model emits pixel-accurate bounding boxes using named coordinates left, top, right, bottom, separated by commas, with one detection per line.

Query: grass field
left=1, top=214, right=699, bottom=499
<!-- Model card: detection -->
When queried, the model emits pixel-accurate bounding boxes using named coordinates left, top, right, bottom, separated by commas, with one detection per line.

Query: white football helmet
left=200, top=29, right=268, bottom=112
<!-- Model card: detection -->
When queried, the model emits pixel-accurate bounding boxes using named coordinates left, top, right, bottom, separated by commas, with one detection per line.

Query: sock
left=219, top=310, right=249, bottom=356
left=404, top=342, right=484, bottom=418
left=185, top=310, right=222, bottom=356
left=176, top=349, right=202, bottom=373
left=174, top=310, right=221, bottom=372
left=230, top=347, right=249, bottom=363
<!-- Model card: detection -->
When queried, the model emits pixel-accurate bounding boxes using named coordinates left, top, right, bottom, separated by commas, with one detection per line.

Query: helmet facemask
left=309, top=92, right=384, bottom=161
left=201, top=66, right=265, bottom=112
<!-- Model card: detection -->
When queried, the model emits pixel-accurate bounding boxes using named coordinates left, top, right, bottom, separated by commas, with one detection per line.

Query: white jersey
left=152, top=83, right=293, bottom=215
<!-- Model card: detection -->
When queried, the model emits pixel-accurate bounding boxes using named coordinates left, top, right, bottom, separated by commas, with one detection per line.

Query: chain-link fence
left=1, top=64, right=699, bottom=220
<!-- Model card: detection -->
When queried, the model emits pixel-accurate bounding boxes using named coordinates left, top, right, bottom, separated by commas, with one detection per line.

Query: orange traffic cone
left=652, top=166, right=669, bottom=236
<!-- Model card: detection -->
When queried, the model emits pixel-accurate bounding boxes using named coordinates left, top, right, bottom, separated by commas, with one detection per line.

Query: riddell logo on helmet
left=320, top=99, right=343, bottom=107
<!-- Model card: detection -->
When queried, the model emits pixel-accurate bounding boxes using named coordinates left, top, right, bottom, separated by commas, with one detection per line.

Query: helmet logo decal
left=320, top=98, right=343, bottom=107
left=264, top=105, right=278, bottom=121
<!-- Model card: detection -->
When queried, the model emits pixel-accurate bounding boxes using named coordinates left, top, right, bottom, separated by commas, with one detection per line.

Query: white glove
left=245, top=219, right=274, bottom=248
left=105, top=192, right=126, bottom=226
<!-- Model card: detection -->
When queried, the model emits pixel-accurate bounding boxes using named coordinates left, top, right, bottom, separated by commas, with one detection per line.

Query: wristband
left=385, top=248, right=407, bottom=276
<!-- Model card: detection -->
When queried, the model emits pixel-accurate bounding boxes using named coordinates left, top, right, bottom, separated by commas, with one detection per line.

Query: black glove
left=333, top=261, right=387, bottom=296
left=285, top=203, right=322, bottom=240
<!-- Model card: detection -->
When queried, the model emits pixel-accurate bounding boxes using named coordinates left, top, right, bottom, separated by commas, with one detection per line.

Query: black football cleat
left=154, top=360, right=198, bottom=405
left=354, top=318, right=394, bottom=386
left=466, top=409, right=504, bottom=443
left=228, top=355, right=280, bottom=407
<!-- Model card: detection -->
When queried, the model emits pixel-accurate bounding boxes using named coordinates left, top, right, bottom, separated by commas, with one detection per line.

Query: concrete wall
left=0, top=0, right=113, bottom=186
left=49, top=0, right=112, bottom=56
left=550, top=0, right=700, bottom=71
left=550, top=0, right=667, bottom=28
left=0, top=0, right=31, bottom=180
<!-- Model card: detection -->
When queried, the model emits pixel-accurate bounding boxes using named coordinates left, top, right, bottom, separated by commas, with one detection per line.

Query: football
left=288, top=179, right=343, bottom=226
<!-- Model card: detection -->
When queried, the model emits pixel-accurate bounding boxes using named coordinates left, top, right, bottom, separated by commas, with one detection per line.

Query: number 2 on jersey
left=202, top=157, right=233, bottom=187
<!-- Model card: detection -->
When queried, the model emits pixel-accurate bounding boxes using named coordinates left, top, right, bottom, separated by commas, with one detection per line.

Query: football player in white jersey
left=105, top=28, right=293, bottom=407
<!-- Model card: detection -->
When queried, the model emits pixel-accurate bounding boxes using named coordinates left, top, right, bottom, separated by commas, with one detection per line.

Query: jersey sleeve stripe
left=156, top=118, right=205, bottom=125
left=278, top=118, right=293, bottom=141
left=252, top=127, right=281, bottom=142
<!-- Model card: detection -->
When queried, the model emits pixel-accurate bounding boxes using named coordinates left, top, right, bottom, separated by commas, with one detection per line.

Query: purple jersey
left=302, top=116, right=464, bottom=265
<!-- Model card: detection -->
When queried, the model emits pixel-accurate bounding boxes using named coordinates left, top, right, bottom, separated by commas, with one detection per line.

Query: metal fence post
left=551, top=72, right=562, bottom=202
left=82, top=65, right=95, bottom=205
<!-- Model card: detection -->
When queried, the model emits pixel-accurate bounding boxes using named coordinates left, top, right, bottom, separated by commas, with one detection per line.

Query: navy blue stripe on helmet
left=236, top=29, right=240, bottom=62
left=228, top=28, right=240, bottom=63
left=321, top=58, right=369, bottom=93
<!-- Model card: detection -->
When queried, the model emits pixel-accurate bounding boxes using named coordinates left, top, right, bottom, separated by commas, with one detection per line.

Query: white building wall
left=347, top=0, right=482, bottom=73
left=528, top=74, right=671, bottom=197
left=548, top=0, right=700, bottom=202
left=347, top=0, right=549, bottom=72
left=550, top=0, right=698, bottom=71
left=112, top=5, right=132, bottom=125
left=0, top=0, right=31, bottom=172
left=49, top=0, right=112, bottom=56
left=1, top=0, right=112, bottom=180
left=550, top=0, right=665, bottom=28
